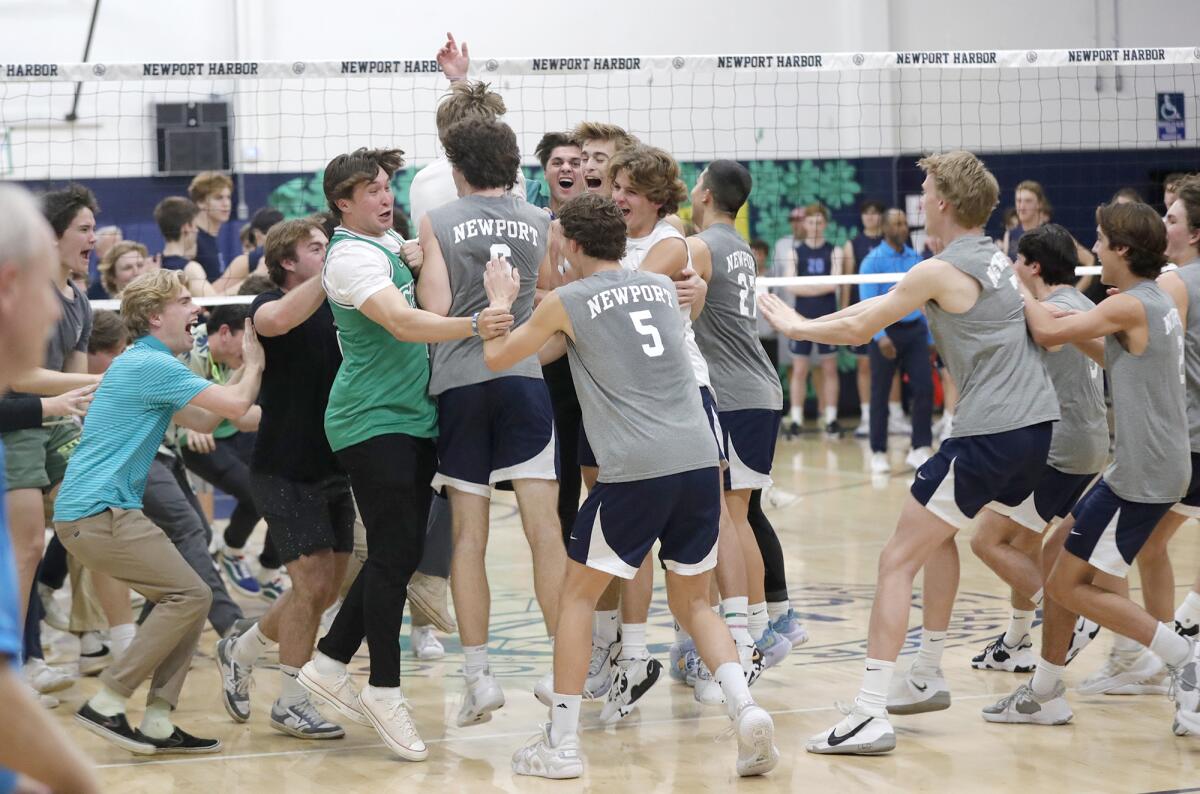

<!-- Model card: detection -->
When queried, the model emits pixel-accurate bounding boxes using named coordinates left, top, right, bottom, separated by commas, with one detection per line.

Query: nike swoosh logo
left=916, top=472, right=927, bottom=480
left=865, top=667, right=881, bottom=672
left=569, top=535, right=579, bottom=541
left=913, top=682, right=928, bottom=692
left=827, top=717, right=874, bottom=746
left=1068, top=529, right=1082, bottom=536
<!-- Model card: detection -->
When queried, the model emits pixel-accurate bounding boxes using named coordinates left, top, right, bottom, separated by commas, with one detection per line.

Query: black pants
left=543, top=356, right=582, bottom=544
left=38, top=535, right=68, bottom=590
left=748, top=490, right=790, bottom=604
left=418, top=494, right=452, bottom=578
left=181, top=433, right=280, bottom=570
left=868, top=320, right=933, bottom=454
left=318, top=433, right=436, bottom=688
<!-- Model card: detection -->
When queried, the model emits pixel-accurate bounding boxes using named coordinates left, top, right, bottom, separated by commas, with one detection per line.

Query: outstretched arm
left=482, top=258, right=572, bottom=371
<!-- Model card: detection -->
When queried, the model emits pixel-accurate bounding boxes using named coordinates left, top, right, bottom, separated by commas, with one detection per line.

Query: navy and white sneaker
left=270, top=697, right=345, bottom=740
left=584, top=637, right=619, bottom=699
left=1066, top=616, right=1101, bottom=664
left=215, top=635, right=251, bottom=723
left=600, top=653, right=662, bottom=723
left=806, top=703, right=895, bottom=755
left=971, top=633, right=1037, bottom=673
left=1176, top=619, right=1199, bottom=639
left=219, top=550, right=261, bottom=597
left=258, top=573, right=287, bottom=602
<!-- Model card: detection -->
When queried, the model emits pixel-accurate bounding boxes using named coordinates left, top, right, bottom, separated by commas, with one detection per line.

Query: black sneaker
left=75, top=704, right=157, bottom=755
left=134, top=727, right=222, bottom=754
left=824, top=420, right=841, bottom=437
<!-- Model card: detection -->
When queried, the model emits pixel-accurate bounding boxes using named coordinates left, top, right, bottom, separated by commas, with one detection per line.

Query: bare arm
left=213, top=253, right=250, bottom=295
left=183, top=261, right=218, bottom=298
left=415, top=215, right=452, bottom=315
left=482, top=262, right=571, bottom=371
left=252, top=275, right=327, bottom=337
left=174, top=320, right=265, bottom=430
left=360, top=284, right=511, bottom=343
left=1022, top=288, right=1140, bottom=349
left=0, top=661, right=99, bottom=794
left=537, top=332, right=569, bottom=365
left=840, top=241, right=856, bottom=309
left=684, top=237, right=713, bottom=321
left=9, top=368, right=99, bottom=395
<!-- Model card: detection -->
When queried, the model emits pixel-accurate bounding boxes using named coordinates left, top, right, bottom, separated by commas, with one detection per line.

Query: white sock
left=888, top=401, right=903, bottom=419
left=1030, top=659, right=1064, bottom=698
left=748, top=602, right=769, bottom=640
left=620, top=623, right=647, bottom=659
left=595, top=610, right=619, bottom=645
left=1112, top=634, right=1142, bottom=654
left=1150, top=622, right=1192, bottom=668
left=80, top=631, right=104, bottom=655
left=1003, top=609, right=1035, bottom=647
left=87, top=686, right=127, bottom=717
left=715, top=661, right=753, bottom=718
left=766, top=601, right=790, bottom=622
left=673, top=620, right=691, bottom=646
left=549, top=692, right=582, bottom=745
left=279, top=664, right=307, bottom=704
left=789, top=406, right=803, bottom=424
left=721, top=597, right=752, bottom=646
left=1176, top=590, right=1200, bottom=630
left=367, top=685, right=403, bottom=702
left=823, top=405, right=837, bottom=424
left=108, top=623, right=136, bottom=659
left=854, top=658, right=894, bottom=716
left=139, top=697, right=174, bottom=740
left=860, top=403, right=870, bottom=421
left=232, top=623, right=271, bottom=668
left=915, top=628, right=946, bottom=671
left=1031, top=588, right=1044, bottom=608
left=463, top=644, right=489, bottom=676
left=313, top=651, right=346, bottom=678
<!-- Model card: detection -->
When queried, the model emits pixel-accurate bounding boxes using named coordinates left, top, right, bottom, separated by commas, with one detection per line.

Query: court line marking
left=94, top=691, right=1005, bottom=769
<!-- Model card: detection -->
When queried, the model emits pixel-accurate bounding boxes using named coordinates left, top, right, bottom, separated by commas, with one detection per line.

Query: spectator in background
left=215, top=207, right=285, bottom=294
left=238, top=224, right=255, bottom=256
left=87, top=225, right=124, bottom=299
left=97, top=241, right=154, bottom=299
left=1001, top=179, right=1046, bottom=262
left=188, top=171, right=234, bottom=282
left=750, top=239, right=779, bottom=372
left=772, top=206, right=806, bottom=275
left=843, top=199, right=886, bottom=439
left=1165, top=172, right=1189, bottom=210
left=154, top=197, right=216, bottom=297
left=0, top=181, right=101, bottom=794
left=1112, top=186, right=1143, bottom=204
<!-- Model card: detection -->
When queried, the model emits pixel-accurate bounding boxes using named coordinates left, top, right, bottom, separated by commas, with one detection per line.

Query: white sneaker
left=762, top=486, right=800, bottom=510
left=806, top=702, right=895, bottom=755
left=1066, top=616, right=1101, bottom=664
left=888, top=414, right=912, bottom=436
left=693, top=659, right=725, bottom=705
left=457, top=669, right=505, bottom=727
left=269, top=696, right=346, bottom=740
left=854, top=420, right=870, bottom=438
left=359, top=686, right=427, bottom=761
left=887, top=664, right=951, bottom=715
left=38, top=584, right=70, bottom=632
left=934, top=414, right=954, bottom=443
left=512, top=724, right=583, bottom=779
left=297, top=659, right=371, bottom=727
left=410, top=625, right=445, bottom=661
left=583, top=637, right=618, bottom=699
left=981, top=681, right=1073, bottom=725
left=905, top=446, right=933, bottom=470
left=24, top=658, right=75, bottom=694
left=739, top=639, right=764, bottom=686
left=870, top=452, right=890, bottom=474
left=1169, top=656, right=1200, bottom=734
left=533, top=672, right=553, bottom=707
left=600, top=653, right=662, bottom=723
left=732, top=702, right=779, bottom=776
left=1078, top=647, right=1167, bottom=695
left=971, top=633, right=1037, bottom=673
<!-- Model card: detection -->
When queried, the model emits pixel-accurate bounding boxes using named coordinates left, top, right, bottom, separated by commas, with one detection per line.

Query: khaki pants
left=55, top=508, right=211, bottom=707
left=66, top=555, right=107, bottom=634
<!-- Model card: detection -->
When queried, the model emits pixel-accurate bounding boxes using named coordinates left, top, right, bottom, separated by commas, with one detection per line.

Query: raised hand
left=436, top=32, right=470, bottom=81
left=484, top=256, right=520, bottom=311
left=757, top=292, right=806, bottom=337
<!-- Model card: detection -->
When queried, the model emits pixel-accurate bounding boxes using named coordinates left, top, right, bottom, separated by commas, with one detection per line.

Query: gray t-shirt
left=46, top=279, right=93, bottom=373
left=1041, top=287, right=1108, bottom=474
left=427, top=194, right=550, bottom=396
left=557, top=269, right=718, bottom=483
left=924, top=235, right=1059, bottom=437
left=1104, top=280, right=1189, bottom=502
left=692, top=224, right=782, bottom=411
left=1172, top=259, right=1200, bottom=453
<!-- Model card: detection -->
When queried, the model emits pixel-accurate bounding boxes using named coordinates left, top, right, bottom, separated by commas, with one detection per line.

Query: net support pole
left=64, top=0, right=102, bottom=123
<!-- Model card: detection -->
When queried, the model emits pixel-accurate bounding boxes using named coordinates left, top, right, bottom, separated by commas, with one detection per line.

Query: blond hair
left=917, top=150, right=999, bottom=228
left=98, top=240, right=149, bottom=296
left=187, top=171, right=233, bottom=203
left=572, top=121, right=637, bottom=153
left=435, top=81, right=506, bottom=142
left=121, top=269, right=186, bottom=338
left=607, top=145, right=688, bottom=217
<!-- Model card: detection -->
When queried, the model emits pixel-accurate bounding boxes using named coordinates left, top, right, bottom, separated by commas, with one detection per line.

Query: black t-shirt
left=249, top=289, right=343, bottom=481
left=195, top=228, right=224, bottom=282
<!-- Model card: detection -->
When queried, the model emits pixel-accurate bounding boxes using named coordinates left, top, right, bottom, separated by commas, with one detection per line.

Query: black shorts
left=251, top=472, right=356, bottom=564
left=1171, top=451, right=1200, bottom=518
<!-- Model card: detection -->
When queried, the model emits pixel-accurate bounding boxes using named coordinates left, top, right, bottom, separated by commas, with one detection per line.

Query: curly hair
left=607, top=145, right=688, bottom=217
left=557, top=194, right=628, bottom=262
left=121, top=269, right=186, bottom=338
left=41, top=184, right=98, bottom=238
left=917, top=150, right=999, bottom=228
left=435, top=81, right=506, bottom=142
left=1096, top=201, right=1167, bottom=279
left=98, top=240, right=149, bottom=296
left=443, top=118, right=520, bottom=191
left=323, top=147, right=405, bottom=220
left=187, top=171, right=233, bottom=203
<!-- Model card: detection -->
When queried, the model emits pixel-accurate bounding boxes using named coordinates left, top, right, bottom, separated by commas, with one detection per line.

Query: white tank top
left=622, top=220, right=711, bottom=388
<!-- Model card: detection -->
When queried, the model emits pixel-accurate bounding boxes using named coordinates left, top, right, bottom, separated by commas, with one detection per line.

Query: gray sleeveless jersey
left=1041, top=287, right=1108, bottom=474
left=1172, top=260, right=1200, bottom=453
left=1104, top=280, right=1189, bottom=502
left=557, top=269, right=718, bottom=483
left=427, top=194, right=551, bottom=395
left=924, top=235, right=1059, bottom=437
left=692, top=224, right=783, bottom=411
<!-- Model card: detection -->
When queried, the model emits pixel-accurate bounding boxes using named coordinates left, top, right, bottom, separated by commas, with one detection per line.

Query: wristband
left=471, top=311, right=480, bottom=336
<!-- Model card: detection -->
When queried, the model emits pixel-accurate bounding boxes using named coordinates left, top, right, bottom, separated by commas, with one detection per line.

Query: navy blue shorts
left=579, top=387, right=722, bottom=471
left=850, top=344, right=870, bottom=356
left=431, top=376, right=558, bottom=497
left=789, top=339, right=838, bottom=358
left=1171, top=452, right=1200, bottom=518
left=1066, top=477, right=1175, bottom=578
left=988, top=465, right=1097, bottom=533
left=910, top=422, right=1052, bottom=530
left=570, top=467, right=721, bottom=578
left=721, top=409, right=781, bottom=491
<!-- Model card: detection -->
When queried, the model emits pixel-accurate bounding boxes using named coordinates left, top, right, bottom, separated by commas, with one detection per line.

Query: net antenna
left=64, top=0, right=102, bottom=123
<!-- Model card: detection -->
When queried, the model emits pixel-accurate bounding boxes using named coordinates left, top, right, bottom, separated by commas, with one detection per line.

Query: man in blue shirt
left=54, top=269, right=265, bottom=756
left=0, top=184, right=98, bottom=793
left=858, top=209, right=933, bottom=473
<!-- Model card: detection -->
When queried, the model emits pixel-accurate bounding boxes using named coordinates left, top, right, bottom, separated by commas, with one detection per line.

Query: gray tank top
left=1172, top=260, right=1200, bottom=453
left=426, top=194, right=551, bottom=395
left=692, top=224, right=783, bottom=411
left=1041, top=287, right=1109, bottom=474
left=924, top=235, right=1059, bottom=437
left=557, top=269, right=719, bottom=483
left=1104, top=280, right=1189, bottom=502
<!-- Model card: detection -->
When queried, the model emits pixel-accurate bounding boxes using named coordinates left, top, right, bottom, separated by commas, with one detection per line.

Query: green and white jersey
left=321, top=226, right=437, bottom=451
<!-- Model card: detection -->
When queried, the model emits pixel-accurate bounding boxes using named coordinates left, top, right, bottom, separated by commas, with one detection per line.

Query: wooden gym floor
left=40, top=429, right=1200, bottom=793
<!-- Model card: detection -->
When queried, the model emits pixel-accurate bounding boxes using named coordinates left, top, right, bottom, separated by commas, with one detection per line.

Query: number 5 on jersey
left=630, top=310, right=664, bottom=357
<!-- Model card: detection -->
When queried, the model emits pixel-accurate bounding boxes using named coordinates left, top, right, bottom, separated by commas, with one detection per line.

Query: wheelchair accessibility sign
left=1158, top=92, right=1185, bottom=141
